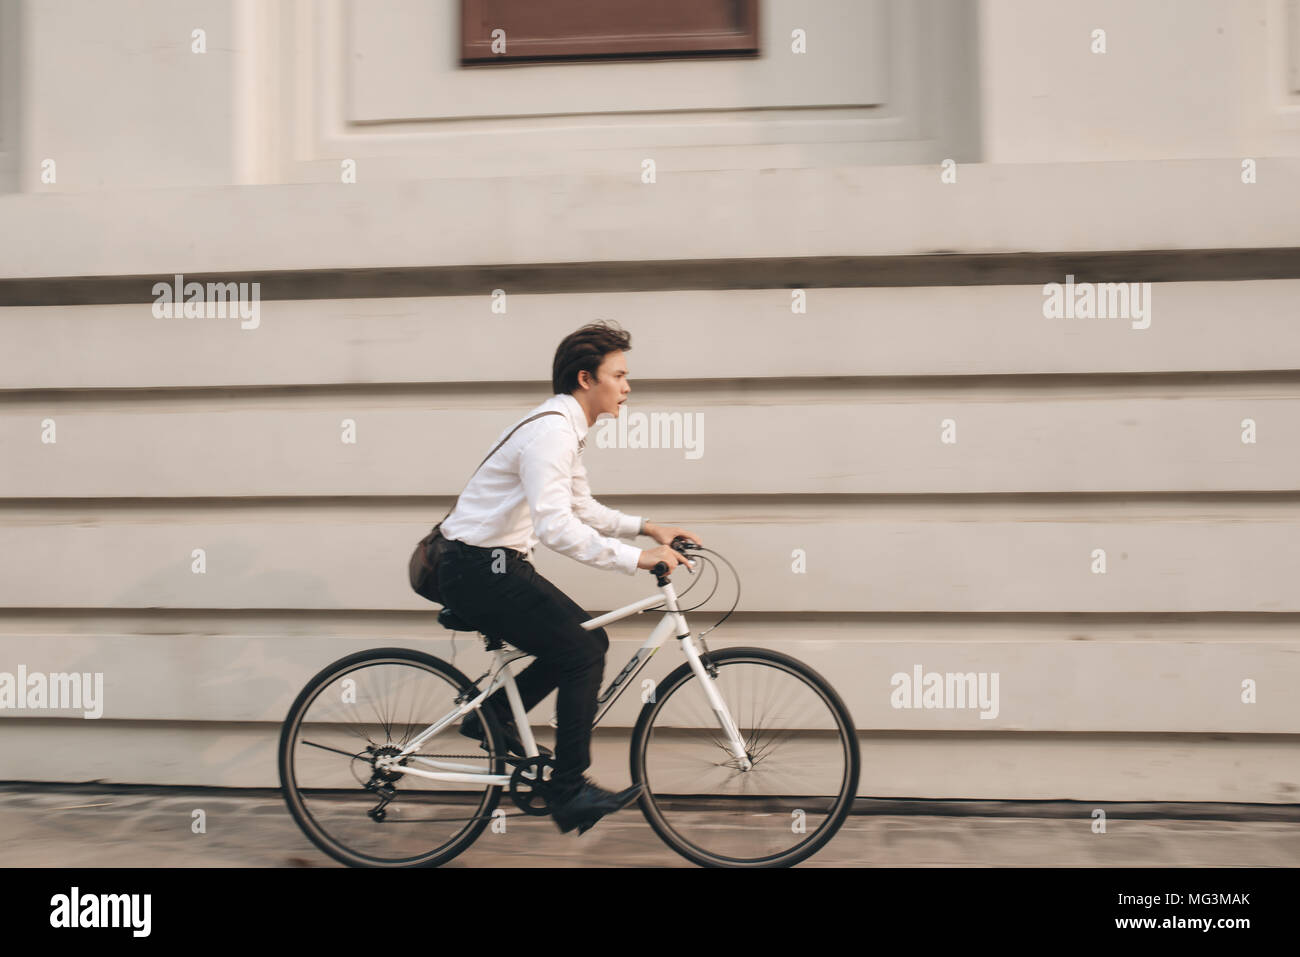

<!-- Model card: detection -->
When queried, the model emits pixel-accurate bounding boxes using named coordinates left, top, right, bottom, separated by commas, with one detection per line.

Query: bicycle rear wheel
left=630, top=646, right=859, bottom=867
left=278, top=647, right=506, bottom=867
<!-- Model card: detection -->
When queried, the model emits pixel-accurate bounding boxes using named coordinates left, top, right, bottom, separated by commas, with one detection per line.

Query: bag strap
left=439, top=410, right=565, bottom=523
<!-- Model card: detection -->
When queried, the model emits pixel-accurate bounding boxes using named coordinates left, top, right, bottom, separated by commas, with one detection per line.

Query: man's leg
left=440, top=549, right=607, bottom=790
left=501, top=656, right=560, bottom=721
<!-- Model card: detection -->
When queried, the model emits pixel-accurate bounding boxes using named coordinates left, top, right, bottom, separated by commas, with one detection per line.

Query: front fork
left=655, top=575, right=752, bottom=772
left=678, top=632, right=753, bottom=772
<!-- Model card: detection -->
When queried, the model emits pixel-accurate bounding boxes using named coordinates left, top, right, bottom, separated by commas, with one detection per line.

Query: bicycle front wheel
left=631, top=646, right=859, bottom=867
left=278, top=647, right=506, bottom=868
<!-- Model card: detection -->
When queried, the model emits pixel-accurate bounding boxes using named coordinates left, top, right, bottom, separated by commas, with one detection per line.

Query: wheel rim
left=282, top=657, right=498, bottom=866
left=638, top=655, right=855, bottom=866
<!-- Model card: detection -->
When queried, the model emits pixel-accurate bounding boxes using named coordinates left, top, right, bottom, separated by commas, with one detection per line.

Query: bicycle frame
left=372, top=572, right=753, bottom=785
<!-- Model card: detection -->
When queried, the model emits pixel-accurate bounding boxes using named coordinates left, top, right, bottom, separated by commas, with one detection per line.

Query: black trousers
left=437, top=538, right=609, bottom=790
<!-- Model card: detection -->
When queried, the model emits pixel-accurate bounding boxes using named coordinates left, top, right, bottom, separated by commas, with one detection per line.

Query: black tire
left=630, top=646, right=859, bottom=868
left=278, top=646, right=506, bottom=868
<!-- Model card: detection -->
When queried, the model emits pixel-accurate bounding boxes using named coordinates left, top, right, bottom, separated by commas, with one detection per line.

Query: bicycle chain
left=406, top=752, right=499, bottom=759
left=366, top=752, right=557, bottom=823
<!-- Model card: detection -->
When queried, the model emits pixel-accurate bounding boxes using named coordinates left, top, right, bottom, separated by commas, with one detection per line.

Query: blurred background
left=1, top=0, right=1299, bottom=856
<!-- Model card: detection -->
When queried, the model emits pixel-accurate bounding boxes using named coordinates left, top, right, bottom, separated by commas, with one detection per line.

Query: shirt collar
left=555, top=392, right=590, bottom=445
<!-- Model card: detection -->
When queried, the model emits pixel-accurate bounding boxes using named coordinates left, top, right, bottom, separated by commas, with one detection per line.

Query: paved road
left=2, top=784, right=1297, bottom=867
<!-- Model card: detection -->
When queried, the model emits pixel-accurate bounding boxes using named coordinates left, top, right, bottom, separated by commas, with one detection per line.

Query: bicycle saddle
left=437, top=606, right=507, bottom=650
left=437, top=607, right=478, bottom=632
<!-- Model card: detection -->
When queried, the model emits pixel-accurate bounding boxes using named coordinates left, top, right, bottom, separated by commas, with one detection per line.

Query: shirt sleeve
left=518, top=427, right=643, bottom=576
left=571, top=455, right=642, bottom=539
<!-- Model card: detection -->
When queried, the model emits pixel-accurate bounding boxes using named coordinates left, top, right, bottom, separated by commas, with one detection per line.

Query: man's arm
left=570, top=458, right=643, bottom=540
left=570, top=458, right=702, bottom=546
left=519, top=429, right=643, bottom=575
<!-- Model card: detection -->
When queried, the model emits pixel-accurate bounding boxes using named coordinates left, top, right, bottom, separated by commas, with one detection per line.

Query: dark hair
left=551, top=320, right=632, bottom=395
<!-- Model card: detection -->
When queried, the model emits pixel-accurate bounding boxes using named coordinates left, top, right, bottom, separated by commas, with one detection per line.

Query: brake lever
left=671, top=537, right=699, bottom=573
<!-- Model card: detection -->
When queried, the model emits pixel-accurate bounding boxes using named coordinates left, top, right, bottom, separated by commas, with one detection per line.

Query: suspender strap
left=440, top=410, right=565, bottom=522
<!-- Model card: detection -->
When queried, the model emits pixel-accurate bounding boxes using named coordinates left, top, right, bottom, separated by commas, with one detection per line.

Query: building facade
left=2, top=0, right=1300, bottom=802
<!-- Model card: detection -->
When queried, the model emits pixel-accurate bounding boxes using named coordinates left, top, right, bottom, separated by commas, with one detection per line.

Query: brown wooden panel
left=461, top=0, right=760, bottom=64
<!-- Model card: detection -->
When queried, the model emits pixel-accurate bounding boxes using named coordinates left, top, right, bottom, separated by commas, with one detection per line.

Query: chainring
left=508, top=757, right=557, bottom=816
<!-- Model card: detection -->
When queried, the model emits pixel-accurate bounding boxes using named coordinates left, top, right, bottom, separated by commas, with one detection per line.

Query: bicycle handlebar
left=649, top=536, right=700, bottom=578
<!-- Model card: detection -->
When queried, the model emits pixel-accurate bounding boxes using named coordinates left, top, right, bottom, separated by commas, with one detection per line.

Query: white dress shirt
left=439, top=392, right=645, bottom=575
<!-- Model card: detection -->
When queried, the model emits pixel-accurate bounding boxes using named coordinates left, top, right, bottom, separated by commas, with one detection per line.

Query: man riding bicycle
left=435, top=320, right=701, bottom=835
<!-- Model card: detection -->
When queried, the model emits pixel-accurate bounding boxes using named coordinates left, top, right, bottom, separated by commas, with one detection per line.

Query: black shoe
left=550, top=776, right=645, bottom=835
left=459, top=707, right=553, bottom=758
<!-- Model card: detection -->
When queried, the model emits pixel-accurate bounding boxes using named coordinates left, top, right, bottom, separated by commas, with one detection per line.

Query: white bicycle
left=278, top=540, right=860, bottom=867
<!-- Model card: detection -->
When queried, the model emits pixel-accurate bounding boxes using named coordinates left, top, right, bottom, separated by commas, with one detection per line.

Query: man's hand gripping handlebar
left=637, top=535, right=699, bottom=578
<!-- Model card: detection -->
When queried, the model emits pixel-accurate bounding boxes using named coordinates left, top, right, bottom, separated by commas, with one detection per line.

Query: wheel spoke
left=302, top=739, right=367, bottom=761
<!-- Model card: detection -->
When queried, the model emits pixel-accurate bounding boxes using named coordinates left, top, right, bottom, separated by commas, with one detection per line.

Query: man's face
left=579, top=350, right=630, bottom=420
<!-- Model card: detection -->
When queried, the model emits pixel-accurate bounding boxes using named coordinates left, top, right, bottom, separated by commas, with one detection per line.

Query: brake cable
left=642, top=544, right=740, bottom=653
left=688, top=546, right=740, bottom=641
